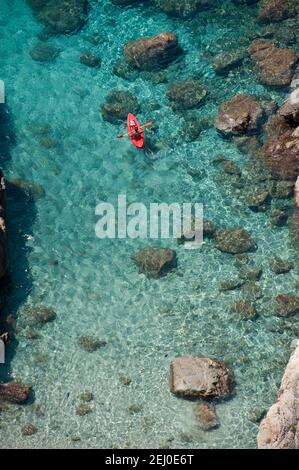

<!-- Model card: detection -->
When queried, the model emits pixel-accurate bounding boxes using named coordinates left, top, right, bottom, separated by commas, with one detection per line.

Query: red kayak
left=127, top=113, right=145, bottom=149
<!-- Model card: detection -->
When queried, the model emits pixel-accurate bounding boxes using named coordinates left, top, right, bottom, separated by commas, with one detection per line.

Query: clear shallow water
left=0, top=0, right=298, bottom=448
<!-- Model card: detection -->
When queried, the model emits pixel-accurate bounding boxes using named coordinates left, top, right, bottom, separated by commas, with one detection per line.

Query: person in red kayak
left=129, top=122, right=144, bottom=140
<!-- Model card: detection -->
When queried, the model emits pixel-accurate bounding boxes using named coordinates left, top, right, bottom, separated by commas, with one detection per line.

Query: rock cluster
left=257, top=340, right=299, bottom=448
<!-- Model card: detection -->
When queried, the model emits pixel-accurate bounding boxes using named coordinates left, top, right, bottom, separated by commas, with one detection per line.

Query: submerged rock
left=231, top=299, right=257, bottom=320
left=223, top=160, right=241, bottom=176
left=269, top=207, right=289, bottom=227
left=248, top=39, right=297, bottom=87
left=0, top=382, right=30, bottom=404
left=30, top=43, right=60, bottom=62
left=124, top=32, right=182, bottom=71
left=219, top=278, right=244, bottom=291
left=239, top=266, right=262, bottom=281
left=215, top=95, right=265, bottom=137
left=27, top=0, right=89, bottom=34
left=22, top=424, right=38, bottom=436
left=170, top=356, right=234, bottom=398
left=214, top=228, right=256, bottom=254
left=275, top=294, right=299, bottom=316
left=211, top=50, right=245, bottom=75
left=154, top=0, right=214, bottom=18
left=257, top=339, right=299, bottom=448
left=132, top=247, right=177, bottom=278
left=78, top=336, right=107, bottom=352
left=100, top=90, right=140, bottom=124
left=195, top=402, right=219, bottom=431
left=25, top=305, right=56, bottom=325
left=258, top=0, right=298, bottom=23
left=270, top=257, right=293, bottom=274
left=80, top=51, right=101, bottom=68
left=76, top=403, right=92, bottom=416
left=167, top=80, right=207, bottom=111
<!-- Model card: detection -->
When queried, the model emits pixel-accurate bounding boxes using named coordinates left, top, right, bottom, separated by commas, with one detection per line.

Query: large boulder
left=167, top=80, right=207, bottom=111
left=0, top=170, right=6, bottom=279
left=248, top=39, right=297, bottom=87
left=27, top=0, right=89, bottom=34
left=100, top=90, right=140, bottom=124
left=170, top=356, right=234, bottom=398
left=132, top=247, right=177, bottom=278
left=258, top=0, right=298, bottom=23
left=263, top=128, right=299, bottom=181
left=257, top=340, right=299, bottom=448
left=124, top=32, right=181, bottom=71
left=215, top=95, right=265, bottom=137
left=154, top=0, right=214, bottom=18
left=214, top=228, right=256, bottom=254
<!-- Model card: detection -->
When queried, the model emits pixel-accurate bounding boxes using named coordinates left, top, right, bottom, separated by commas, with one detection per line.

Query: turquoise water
left=0, top=0, right=298, bottom=448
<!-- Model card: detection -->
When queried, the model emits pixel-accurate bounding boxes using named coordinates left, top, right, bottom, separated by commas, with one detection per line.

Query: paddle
left=117, top=121, right=153, bottom=139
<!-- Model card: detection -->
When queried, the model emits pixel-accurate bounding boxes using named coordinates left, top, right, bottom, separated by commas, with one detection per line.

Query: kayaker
left=129, top=125, right=144, bottom=139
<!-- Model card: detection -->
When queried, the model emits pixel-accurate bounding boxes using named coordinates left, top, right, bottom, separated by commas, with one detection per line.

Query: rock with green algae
left=132, top=247, right=177, bottom=278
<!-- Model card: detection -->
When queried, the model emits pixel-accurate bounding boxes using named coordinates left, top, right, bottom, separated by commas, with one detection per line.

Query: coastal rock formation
left=258, top=0, right=298, bottom=23
left=215, top=95, right=265, bottom=137
left=170, top=356, right=234, bottom=398
left=124, top=32, right=181, bottom=71
left=154, top=0, right=214, bottom=18
left=263, top=129, right=299, bottom=181
left=100, top=90, right=140, bottom=123
left=214, top=228, right=256, bottom=254
left=195, top=402, right=219, bottom=430
left=27, top=0, right=89, bottom=34
left=0, top=170, right=6, bottom=279
left=0, top=382, right=30, bottom=404
left=278, top=88, right=299, bottom=126
left=167, top=80, right=207, bottom=111
left=248, top=40, right=297, bottom=87
left=257, top=340, right=299, bottom=448
left=132, top=247, right=177, bottom=278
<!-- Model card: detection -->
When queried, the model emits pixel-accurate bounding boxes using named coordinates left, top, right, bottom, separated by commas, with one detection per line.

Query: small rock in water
left=170, top=356, right=234, bottom=398
left=21, top=424, right=38, bottom=436
left=167, top=80, right=207, bottom=111
left=100, top=90, right=140, bottom=123
left=231, top=299, right=257, bottom=320
left=78, top=336, right=107, bottom=352
left=241, top=281, right=263, bottom=301
left=80, top=51, right=101, bottom=68
left=270, top=257, right=293, bottom=274
left=214, top=228, right=256, bottom=254
left=269, top=208, right=289, bottom=227
left=239, top=266, right=262, bottom=281
left=219, top=278, right=244, bottom=291
left=275, top=294, right=299, bottom=317
left=132, top=248, right=177, bottom=279
left=76, top=404, right=92, bottom=416
left=120, top=375, right=132, bottom=386
left=30, top=43, right=60, bottom=62
left=25, top=305, right=56, bottom=325
left=79, top=392, right=94, bottom=402
left=195, top=402, right=219, bottom=431
left=223, top=160, right=242, bottom=176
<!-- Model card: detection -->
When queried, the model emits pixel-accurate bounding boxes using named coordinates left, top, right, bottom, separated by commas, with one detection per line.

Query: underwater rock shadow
left=0, top=103, right=36, bottom=385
